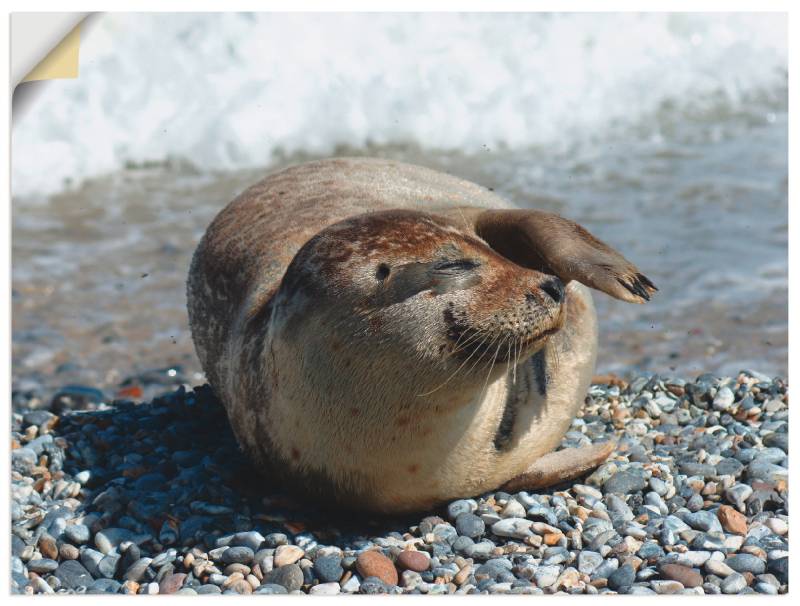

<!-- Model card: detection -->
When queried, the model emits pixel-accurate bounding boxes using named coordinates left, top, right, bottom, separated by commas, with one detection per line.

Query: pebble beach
left=11, top=370, right=788, bottom=595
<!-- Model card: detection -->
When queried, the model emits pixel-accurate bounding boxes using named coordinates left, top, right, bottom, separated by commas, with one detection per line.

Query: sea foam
left=12, top=12, right=787, bottom=197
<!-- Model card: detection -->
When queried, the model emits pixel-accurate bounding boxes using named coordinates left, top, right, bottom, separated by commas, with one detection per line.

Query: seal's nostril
left=540, top=278, right=564, bottom=303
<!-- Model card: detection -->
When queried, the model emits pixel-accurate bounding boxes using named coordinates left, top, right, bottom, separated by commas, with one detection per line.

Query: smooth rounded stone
left=59, top=543, right=80, bottom=560
left=309, top=582, right=341, bottom=595
left=721, top=572, right=747, bottom=594
left=712, top=386, right=735, bottom=411
left=491, top=518, right=533, bottom=540
left=254, top=583, right=289, bottom=594
left=716, top=458, right=744, bottom=477
left=746, top=460, right=787, bottom=483
left=264, top=533, right=289, bottom=548
left=230, top=531, right=265, bottom=551
left=432, top=523, right=458, bottom=545
left=37, top=533, right=58, bottom=560
left=704, top=559, right=735, bottom=577
left=359, top=576, right=395, bottom=594
left=725, top=554, right=766, bottom=575
left=648, top=477, right=669, bottom=497
left=396, top=550, right=430, bottom=572
left=602, top=469, right=648, bottom=494
left=577, top=551, right=603, bottom=574
left=755, top=581, right=778, bottom=595
left=273, top=545, right=304, bottom=567
left=151, top=548, right=177, bottom=569
left=650, top=580, right=684, bottom=594
left=264, top=564, right=304, bottom=592
left=227, top=579, right=253, bottom=594
left=95, top=528, right=136, bottom=555
left=455, top=513, right=485, bottom=539
left=196, top=584, right=223, bottom=594
left=765, top=517, right=788, bottom=536
left=98, top=554, right=121, bottom=578
left=607, top=564, right=636, bottom=591
left=724, top=484, right=753, bottom=510
left=87, top=578, right=121, bottom=594
left=158, top=572, right=187, bottom=594
left=447, top=499, right=477, bottom=521
left=500, top=498, right=527, bottom=519
left=27, top=558, right=59, bottom=574
left=637, top=542, right=664, bottom=561
left=313, top=555, right=343, bottom=583
left=683, top=511, right=723, bottom=534
left=356, top=551, right=398, bottom=586
left=222, top=546, right=254, bottom=565
left=54, top=560, right=94, bottom=589
left=341, top=574, right=361, bottom=593
left=452, top=536, right=475, bottom=556
left=141, top=581, right=160, bottom=594
left=573, top=484, right=603, bottom=500
left=533, top=565, right=560, bottom=588
left=762, top=432, right=788, bottom=453
left=659, top=563, right=703, bottom=588
left=124, top=557, right=153, bottom=582
left=675, top=551, right=712, bottom=567
left=593, top=558, right=619, bottom=580
left=680, top=463, right=717, bottom=479
left=717, top=505, right=747, bottom=535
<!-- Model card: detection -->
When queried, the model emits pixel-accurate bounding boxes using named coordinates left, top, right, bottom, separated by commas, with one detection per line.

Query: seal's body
left=187, top=157, right=655, bottom=513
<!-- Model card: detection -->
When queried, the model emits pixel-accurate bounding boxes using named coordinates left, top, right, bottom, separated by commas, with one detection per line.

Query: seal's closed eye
left=432, top=259, right=480, bottom=274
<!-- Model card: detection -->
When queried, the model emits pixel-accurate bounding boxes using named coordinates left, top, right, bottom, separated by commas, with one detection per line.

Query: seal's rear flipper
left=472, top=209, right=657, bottom=304
left=500, top=441, right=616, bottom=493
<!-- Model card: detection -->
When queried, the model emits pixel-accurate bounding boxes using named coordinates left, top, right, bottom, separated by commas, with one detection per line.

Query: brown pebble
left=274, top=544, right=304, bottom=567
left=230, top=579, right=253, bottom=594
left=224, top=563, right=251, bottom=576
left=356, top=550, right=398, bottom=586
left=59, top=543, right=80, bottom=560
left=543, top=533, right=562, bottom=546
left=396, top=550, right=430, bottom=572
left=121, top=580, right=140, bottom=594
left=158, top=573, right=187, bottom=595
left=718, top=505, right=747, bottom=535
left=453, top=564, right=472, bottom=586
left=38, top=534, right=58, bottom=560
left=659, top=563, right=703, bottom=588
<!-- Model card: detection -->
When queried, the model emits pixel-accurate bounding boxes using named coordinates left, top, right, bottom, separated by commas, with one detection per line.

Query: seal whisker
left=478, top=335, right=506, bottom=405
left=416, top=329, right=492, bottom=397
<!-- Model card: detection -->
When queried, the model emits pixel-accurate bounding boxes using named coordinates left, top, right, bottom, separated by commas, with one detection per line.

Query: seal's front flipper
left=473, top=209, right=657, bottom=304
left=500, top=441, right=615, bottom=493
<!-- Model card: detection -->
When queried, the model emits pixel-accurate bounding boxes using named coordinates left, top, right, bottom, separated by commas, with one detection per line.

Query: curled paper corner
left=22, top=23, right=82, bottom=83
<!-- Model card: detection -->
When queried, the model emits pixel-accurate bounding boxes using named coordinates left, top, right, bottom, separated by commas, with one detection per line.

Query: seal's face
left=275, top=210, right=566, bottom=387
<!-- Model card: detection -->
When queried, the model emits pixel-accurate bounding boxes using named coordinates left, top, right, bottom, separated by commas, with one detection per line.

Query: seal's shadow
left=59, top=385, right=422, bottom=554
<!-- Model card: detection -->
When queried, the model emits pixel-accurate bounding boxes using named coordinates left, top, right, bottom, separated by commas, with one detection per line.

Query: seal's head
left=271, top=209, right=566, bottom=393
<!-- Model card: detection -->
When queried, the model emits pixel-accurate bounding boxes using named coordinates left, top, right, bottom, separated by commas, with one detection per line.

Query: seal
left=187, top=157, right=656, bottom=513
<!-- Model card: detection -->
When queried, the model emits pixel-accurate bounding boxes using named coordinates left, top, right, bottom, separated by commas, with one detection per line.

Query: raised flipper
left=501, top=441, right=616, bottom=493
left=470, top=209, right=657, bottom=304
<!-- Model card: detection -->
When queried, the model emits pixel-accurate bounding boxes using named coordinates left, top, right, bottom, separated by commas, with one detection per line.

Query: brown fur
left=187, top=157, right=655, bottom=513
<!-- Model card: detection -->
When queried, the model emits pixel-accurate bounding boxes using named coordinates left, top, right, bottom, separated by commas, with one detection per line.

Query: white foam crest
left=12, top=12, right=787, bottom=197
